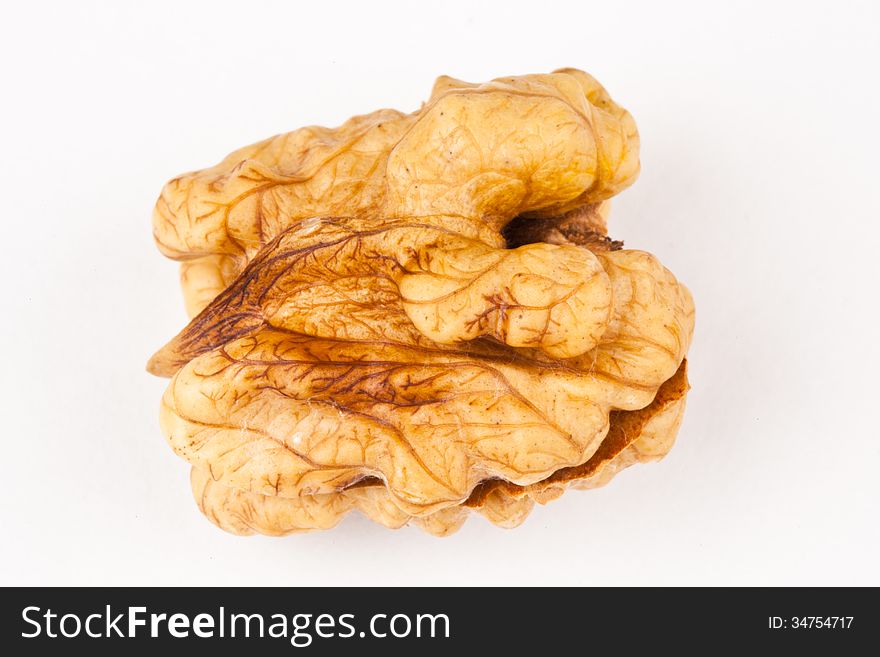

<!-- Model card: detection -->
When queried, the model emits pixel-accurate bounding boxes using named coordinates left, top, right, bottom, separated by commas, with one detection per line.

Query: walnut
left=148, top=69, right=694, bottom=536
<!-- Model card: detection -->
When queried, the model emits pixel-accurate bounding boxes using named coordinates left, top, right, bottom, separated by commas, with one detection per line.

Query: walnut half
left=148, top=69, right=694, bottom=536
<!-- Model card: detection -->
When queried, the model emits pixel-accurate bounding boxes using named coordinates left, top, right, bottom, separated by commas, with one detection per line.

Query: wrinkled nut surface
left=148, top=69, right=694, bottom=536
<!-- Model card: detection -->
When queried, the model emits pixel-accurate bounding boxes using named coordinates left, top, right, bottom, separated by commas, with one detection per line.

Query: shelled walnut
left=148, top=69, right=694, bottom=536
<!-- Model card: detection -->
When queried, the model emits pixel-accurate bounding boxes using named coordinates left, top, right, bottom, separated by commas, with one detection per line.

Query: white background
left=1, top=0, right=877, bottom=586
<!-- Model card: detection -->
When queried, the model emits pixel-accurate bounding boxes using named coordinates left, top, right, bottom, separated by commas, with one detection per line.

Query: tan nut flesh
left=190, top=359, right=688, bottom=536
left=149, top=69, right=694, bottom=536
